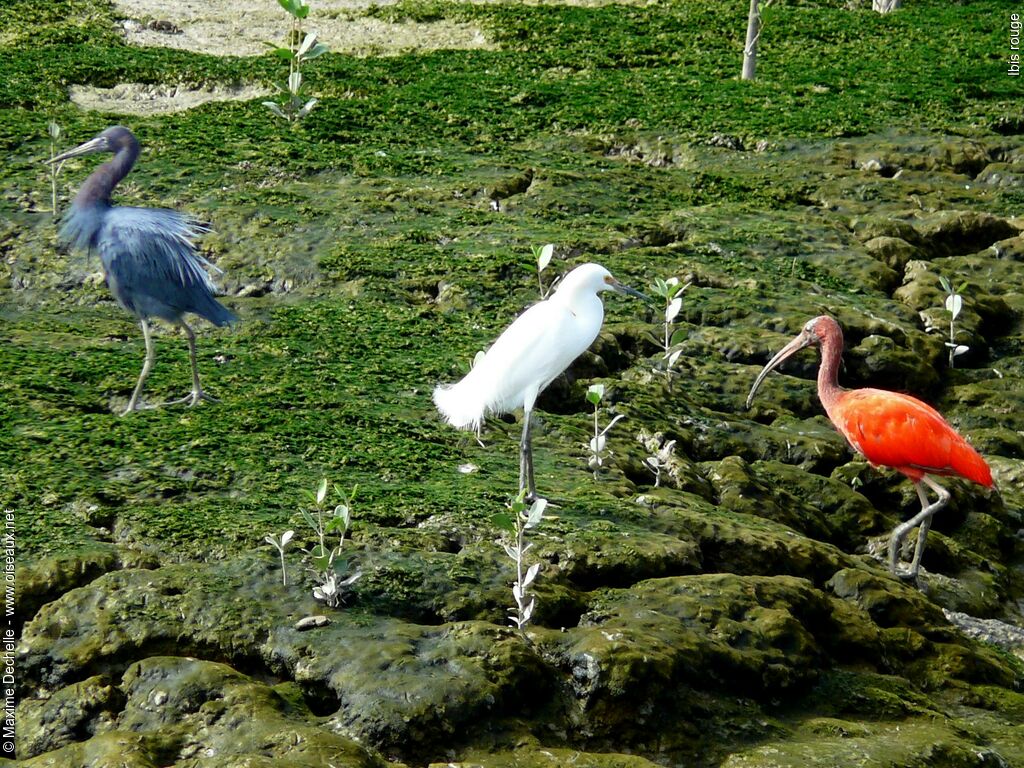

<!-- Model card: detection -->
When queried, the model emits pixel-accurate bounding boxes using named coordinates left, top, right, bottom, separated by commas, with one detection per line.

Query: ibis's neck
left=816, top=332, right=845, bottom=412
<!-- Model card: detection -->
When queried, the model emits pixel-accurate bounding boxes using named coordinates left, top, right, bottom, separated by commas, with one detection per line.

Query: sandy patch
left=68, top=82, right=271, bottom=115
left=114, top=0, right=494, bottom=57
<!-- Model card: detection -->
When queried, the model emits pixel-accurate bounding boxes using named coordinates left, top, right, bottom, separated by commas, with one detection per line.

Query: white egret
left=434, top=263, right=649, bottom=499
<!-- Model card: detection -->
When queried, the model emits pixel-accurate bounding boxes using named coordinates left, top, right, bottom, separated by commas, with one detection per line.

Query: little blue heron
left=746, top=315, right=993, bottom=580
left=49, top=126, right=236, bottom=415
left=434, top=263, right=649, bottom=500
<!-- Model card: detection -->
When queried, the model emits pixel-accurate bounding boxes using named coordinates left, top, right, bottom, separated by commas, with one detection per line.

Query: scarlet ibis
left=48, top=126, right=236, bottom=415
left=746, top=315, right=993, bottom=580
left=434, top=263, right=649, bottom=500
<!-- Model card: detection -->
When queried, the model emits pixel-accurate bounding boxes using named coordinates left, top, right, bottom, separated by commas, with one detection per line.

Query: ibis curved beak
left=745, top=330, right=813, bottom=409
left=47, top=136, right=109, bottom=165
left=609, top=278, right=653, bottom=303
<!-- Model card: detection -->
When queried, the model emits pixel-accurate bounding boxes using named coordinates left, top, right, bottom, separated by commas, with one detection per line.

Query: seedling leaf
left=538, top=243, right=554, bottom=272
left=525, top=498, right=547, bottom=528
left=297, top=31, right=318, bottom=57
left=523, top=563, right=541, bottom=587
left=304, top=43, right=329, bottom=60
left=666, top=297, right=682, bottom=323
left=945, top=293, right=963, bottom=319
left=492, top=512, right=516, bottom=532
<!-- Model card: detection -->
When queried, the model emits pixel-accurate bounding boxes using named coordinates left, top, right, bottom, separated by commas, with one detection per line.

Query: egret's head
left=557, top=263, right=651, bottom=301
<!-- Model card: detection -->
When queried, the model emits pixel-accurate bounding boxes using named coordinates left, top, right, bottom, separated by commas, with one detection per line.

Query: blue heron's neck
left=76, top=138, right=140, bottom=207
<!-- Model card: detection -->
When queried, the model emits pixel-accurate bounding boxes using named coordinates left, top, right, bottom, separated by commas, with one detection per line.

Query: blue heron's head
left=49, top=126, right=137, bottom=164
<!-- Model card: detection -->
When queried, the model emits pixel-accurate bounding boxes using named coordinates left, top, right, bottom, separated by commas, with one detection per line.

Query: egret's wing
left=470, top=300, right=591, bottom=414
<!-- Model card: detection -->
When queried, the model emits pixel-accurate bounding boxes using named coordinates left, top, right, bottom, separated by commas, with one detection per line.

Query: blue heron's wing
left=97, top=206, right=235, bottom=325
left=58, top=202, right=108, bottom=252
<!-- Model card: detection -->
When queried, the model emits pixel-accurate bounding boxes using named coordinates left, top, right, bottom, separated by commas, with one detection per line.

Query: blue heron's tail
left=195, top=294, right=237, bottom=327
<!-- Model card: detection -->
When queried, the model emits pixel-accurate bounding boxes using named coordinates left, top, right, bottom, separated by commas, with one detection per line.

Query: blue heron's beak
left=47, top=136, right=109, bottom=164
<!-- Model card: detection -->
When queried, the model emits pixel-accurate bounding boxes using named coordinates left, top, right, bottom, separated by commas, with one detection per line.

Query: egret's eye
left=603, top=275, right=615, bottom=285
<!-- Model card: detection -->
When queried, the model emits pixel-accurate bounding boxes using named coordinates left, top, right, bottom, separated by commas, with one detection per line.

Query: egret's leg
left=889, top=477, right=950, bottom=580
left=123, top=319, right=155, bottom=415
left=166, top=321, right=218, bottom=407
left=519, top=408, right=536, bottom=501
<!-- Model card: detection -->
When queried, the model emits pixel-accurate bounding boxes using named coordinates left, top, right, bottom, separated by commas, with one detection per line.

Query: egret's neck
left=551, top=285, right=604, bottom=318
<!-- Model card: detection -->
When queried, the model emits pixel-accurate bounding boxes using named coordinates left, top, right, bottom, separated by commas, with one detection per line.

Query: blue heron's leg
left=123, top=319, right=155, bottom=415
left=166, top=320, right=218, bottom=407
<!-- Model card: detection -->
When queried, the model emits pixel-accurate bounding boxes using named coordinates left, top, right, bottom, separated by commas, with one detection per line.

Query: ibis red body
left=746, top=315, right=992, bottom=580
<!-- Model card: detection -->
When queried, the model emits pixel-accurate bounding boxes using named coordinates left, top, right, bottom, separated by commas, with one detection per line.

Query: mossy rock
left=864, top=235, right=924, bottom=272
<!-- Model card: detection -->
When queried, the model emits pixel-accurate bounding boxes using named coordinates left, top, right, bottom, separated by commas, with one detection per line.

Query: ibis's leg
left=167, top=321, right=218, bottom=406
left=519, top=408, right=536, bottom=501
left=123, top=319, right=155, bottom=415
left=889, top=477, right=950, bottom=580
left=908, top=476, right=950, bottom=579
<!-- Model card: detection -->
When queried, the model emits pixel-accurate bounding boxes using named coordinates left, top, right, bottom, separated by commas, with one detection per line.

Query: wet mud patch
left=113, top=0, right=495, bottom=58
left=68, top=82, right=271, bottom=116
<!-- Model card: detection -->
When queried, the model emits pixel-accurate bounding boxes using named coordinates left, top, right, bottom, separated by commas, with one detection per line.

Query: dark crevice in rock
left=297, top=679, right=342, bottom=717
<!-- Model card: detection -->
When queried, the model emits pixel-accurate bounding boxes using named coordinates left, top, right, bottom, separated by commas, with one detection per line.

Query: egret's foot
left=521, top=492, right=550, bottom=506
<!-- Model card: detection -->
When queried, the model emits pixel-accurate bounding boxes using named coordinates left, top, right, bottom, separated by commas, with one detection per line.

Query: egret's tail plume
left=433, top=382, right=484, bottom=431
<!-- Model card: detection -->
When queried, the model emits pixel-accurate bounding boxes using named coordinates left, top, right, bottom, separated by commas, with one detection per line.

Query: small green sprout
left=641, top=438, right=676, bottom=488
left=263, top=0, right=329, bottom=122
left=587, top=384, right=625, bottom=477
left=532, top=243, right=556, bottom=298
left=264, top=529, right=294, bottom=585
left=299, top=478, right=361, bottom=607
left=650, top=277, right=690, bottom=386
left=939, top=275, right=969, bottom=368
left=493, top=490, right=548, bottom=633
left=47, top=121, right=63, bottom=218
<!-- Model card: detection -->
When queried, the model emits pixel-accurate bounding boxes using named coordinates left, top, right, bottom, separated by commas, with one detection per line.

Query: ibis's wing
left=832, top=389, right=991, bottom=485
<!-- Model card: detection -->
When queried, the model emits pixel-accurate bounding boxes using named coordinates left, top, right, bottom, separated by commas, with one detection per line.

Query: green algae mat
left=3, top=0, right=1024, bottom=766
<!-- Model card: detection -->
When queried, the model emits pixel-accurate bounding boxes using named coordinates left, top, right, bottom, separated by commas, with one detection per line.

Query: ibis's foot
left=891, top=565, right=921, bottom=585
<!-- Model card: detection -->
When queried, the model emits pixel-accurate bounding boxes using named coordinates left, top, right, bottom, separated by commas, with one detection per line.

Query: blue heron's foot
left=164, top=388, right=219, bottom=408
left=120, top=398, right=160, bottom=416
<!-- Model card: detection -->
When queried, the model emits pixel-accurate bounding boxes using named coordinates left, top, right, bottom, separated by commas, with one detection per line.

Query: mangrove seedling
left=532, top=243, right=556, bottom=299
left=650, top=277, right=690, bottom=386
left=263, top=0, right=329, bottom=122
left=300, top=478, right=362, bottom=607
left=493, top=490, right=548, bottom=632
left=939, top=275, right=970, bottom=368
left=587, top=383, right=625, bottom=477
left=264, top=529, right=294, bottom=586
left=641, top=438, right=676, bottom=488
